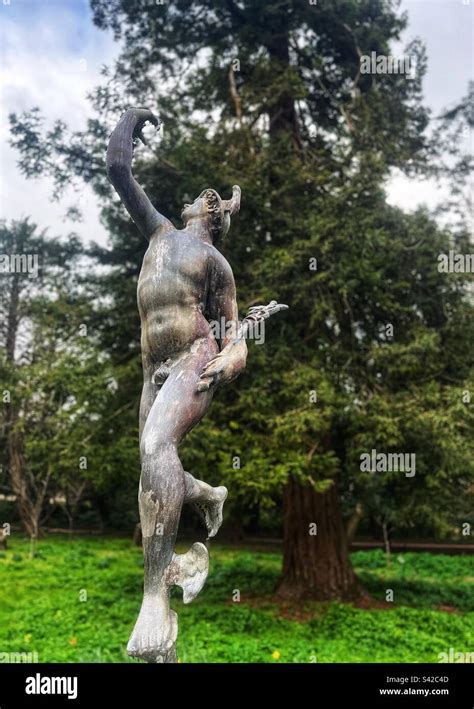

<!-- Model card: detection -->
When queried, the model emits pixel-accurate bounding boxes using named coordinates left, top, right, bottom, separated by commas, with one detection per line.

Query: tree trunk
left=6, top=413, right=39, bottom=539
left=133, top=522, right=142, bottom=546
left=0, top=528, right=7, bottom=550
left=265, top=31, right=301, bottom=146
left=65, top=480, right=87, bottom=537
left=276, top=476, right=362, bottom=601
left=381, top=521, right=392, bottom=566
left=346, top=502, right=364, bottom=545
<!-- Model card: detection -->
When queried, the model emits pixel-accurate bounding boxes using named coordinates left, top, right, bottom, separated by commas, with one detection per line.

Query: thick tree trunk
left=276, top=476, right=362, bottom=601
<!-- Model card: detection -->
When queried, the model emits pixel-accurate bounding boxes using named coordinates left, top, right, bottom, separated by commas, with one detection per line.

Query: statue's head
left=181, top=185, right=241, bottom=243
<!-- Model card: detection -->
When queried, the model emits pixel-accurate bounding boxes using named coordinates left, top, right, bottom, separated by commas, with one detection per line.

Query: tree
left=0, top=218, right=82, bottom=538
left=9, top=0, right=473, bottom=599
left=0, top=219, right=124, bottom=538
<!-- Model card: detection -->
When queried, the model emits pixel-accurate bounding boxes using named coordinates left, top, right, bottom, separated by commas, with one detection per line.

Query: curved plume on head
left=222, top=185, right=241, bottom=215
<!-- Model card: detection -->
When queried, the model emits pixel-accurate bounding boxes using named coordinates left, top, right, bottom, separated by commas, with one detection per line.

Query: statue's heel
left=166, top=542, right=209, bottom=603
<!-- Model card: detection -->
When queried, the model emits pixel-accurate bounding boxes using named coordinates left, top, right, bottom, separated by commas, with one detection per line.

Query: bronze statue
left=106, top=108, right=286, bottom=663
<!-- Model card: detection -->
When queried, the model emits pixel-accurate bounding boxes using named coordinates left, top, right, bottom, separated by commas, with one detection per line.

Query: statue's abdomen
left=138, top=237, right=212, bottom=361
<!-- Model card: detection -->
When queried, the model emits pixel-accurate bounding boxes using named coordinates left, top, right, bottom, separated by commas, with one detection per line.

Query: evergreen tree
left=9, top=1, right=473, bottom=598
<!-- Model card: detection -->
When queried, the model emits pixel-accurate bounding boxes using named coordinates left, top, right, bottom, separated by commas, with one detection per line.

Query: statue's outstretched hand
left=126, top=107, right=161, bottom=146
left=244, top=300, right=288, bottom=324
left=197, top=344, right=247, bottom=392
left=196, top=300, right=288, bottom=392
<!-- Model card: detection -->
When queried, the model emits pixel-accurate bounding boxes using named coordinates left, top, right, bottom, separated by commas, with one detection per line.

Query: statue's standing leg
left=128, top=335, right=218, bottom=663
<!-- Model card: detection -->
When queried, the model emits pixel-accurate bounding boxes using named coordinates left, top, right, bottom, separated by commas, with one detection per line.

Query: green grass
left=0, top=536, right=472, bottom=663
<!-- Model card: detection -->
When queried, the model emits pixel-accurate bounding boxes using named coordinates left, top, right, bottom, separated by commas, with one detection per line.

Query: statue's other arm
left=198, top=259, right=248, bottom=391
left=106, top=108, right=172, bottom=240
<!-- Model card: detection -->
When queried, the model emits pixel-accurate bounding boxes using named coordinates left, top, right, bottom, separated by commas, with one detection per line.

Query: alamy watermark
left=360, top=449, right=416, bottom=477
left=0, top=253, right=39, bottom=278
left=438, top=250, right=474, bottom=273
left=438, top=648, right=474, bottom=663
left=25, top=673, right=77, bottom=700
left=209, top=317, right=266, bottom=345
left=0, top=651, right=39, bottom=663
left=360, top=52, right=417, bottom=79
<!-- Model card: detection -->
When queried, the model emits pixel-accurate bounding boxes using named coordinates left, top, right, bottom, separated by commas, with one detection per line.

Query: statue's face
left=181, top=189, right=231, bottom=244
left=181, top=196, right=207, bottom=225
left=181, top=189, right=222, bottom=225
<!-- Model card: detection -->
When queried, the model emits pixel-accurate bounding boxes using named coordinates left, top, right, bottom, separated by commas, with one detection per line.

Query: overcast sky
left=0, top=0, right=472, bottom=247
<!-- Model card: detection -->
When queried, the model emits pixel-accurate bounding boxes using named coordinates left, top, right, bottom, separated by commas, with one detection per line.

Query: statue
left=106, top=108, right=287, bottom=663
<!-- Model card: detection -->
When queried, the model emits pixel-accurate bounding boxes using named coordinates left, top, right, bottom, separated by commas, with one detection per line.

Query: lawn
left=0, top=536, right=472, bottom=663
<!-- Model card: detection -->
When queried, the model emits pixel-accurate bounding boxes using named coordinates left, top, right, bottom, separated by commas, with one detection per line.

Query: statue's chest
left=138, top=237, right=208, bottom=309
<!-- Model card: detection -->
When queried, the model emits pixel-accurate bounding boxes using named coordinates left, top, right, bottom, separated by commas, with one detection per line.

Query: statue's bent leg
left=183, top=473, right=228, bottom=538
left=128, top=336, right=217, bottom=663
left=139, top=373, right=227, bottom=539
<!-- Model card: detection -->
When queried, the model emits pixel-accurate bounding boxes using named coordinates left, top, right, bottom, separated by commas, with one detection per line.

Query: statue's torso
left=138, top=229, right=218, bottom=365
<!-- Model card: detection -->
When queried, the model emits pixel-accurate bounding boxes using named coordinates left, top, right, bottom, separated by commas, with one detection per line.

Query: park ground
left=0, top=536, right=472, bottom=663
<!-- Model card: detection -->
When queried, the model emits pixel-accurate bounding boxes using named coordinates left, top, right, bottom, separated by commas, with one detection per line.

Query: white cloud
left=385, top=0, right=472, bottom=215
left=0, top=0, right=119, bottom=246
left=386, top=171, right=446, bottom=213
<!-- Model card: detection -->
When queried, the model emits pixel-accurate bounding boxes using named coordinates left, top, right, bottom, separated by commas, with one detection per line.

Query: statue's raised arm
left=106, top=107, right=172, bottom=239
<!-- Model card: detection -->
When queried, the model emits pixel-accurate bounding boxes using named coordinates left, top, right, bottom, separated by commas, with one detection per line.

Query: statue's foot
left=127, top=594, right=178, bottom=663
left=193, top=486, right=228, bottom=538
left=166, top=541, right=209, bottom=603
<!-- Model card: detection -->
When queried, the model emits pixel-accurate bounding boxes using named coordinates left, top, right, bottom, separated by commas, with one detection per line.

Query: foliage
left=6, top=1, right=474, bottom=543
left=0, top=219, right=138, bottom=532
left=0, top=537, right=472, bottom=663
